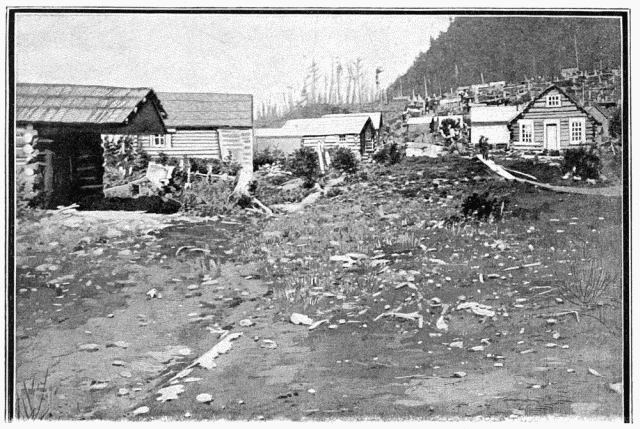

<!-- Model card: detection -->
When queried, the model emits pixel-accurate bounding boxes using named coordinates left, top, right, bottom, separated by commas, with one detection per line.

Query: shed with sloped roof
left=15, top=83, right=167, bottom=208
left=138, top=92, right=253, bottom=171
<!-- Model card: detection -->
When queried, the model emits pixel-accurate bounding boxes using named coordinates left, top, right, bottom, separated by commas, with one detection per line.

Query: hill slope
left=389, top=16, right=622, bottom=96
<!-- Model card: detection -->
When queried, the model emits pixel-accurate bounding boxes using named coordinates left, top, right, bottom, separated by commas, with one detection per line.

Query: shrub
left=287, top=147, right=321, bottom=186
left=372, top=142, right=405, bottom=165
left=253, top=148, right=286, bottom=171
left=330, top=147, right=359, bottom=174
left=563, top=147, right=601, bottom=179
left=460, top=191, right=508, bottom=221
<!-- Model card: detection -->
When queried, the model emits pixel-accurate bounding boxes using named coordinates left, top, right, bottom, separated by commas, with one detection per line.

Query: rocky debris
left=196, top=393, right=213, bottom=404
left=290, top=313, right=313, bottom=326
left=157, top=385, right=185, bottom=402
left=132, top=406, right=149, bottom=416
left=79, top=343, right=100, bottom=352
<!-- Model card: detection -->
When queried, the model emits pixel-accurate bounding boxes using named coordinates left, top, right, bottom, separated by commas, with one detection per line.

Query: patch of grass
left=16, top=369, right=57, bottom=420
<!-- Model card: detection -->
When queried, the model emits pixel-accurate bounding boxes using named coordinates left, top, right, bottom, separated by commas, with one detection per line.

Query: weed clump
left=563, top=147, right=601, bottom=179
left=372, top=142, right=405, bottom=165
left=330, top=147, right=359, bottom=174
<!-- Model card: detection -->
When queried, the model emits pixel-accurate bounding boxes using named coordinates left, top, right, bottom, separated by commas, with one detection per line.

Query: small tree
left=288, top=147, right=321, bottom=186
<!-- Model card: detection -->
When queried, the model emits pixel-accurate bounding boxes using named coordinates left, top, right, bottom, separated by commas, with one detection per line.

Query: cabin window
left=519, top=120, right=534, bottom=144
left=569, top=118, right=586, bottom=144
left=546, top=94, right=561, bottom=107
left=151, top=134, right=166, bottom=147
left=339, top=135, right=346, bottom=142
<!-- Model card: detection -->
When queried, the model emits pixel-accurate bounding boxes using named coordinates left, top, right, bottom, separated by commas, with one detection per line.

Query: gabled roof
left=322, top=112, right=382, bottom=130
left=507, top=84, right=599, bottom=126
left=16, top=83, right=166, bottom=125
left=586, top=104, right=613, bottom=121
left=157, top=92, right=253, bottom=128
left=470, top=105, right=519, bottom=124
left=280, top=116, right=372, bottom=137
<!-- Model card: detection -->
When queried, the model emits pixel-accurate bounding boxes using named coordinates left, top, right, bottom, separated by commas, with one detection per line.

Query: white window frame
left=569, top=117, right=586, bottom=145
left=518, top=120, right=534, bottom=144
left=151, top=134, right=166, bottom=147
left=546, top=94, right=561, bottom=107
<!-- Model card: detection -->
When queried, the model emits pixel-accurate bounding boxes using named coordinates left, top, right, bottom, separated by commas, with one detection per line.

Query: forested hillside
left=389, top=17, right=622, bottom=96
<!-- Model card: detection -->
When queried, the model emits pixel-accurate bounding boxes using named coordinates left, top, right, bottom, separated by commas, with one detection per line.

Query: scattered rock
left=609, top=382, right=623, bottom=394
left=132, top=406, right=149, bottom=416
left=239, top=319, right=254, bottom=327
left=79, top=343, right=100, bottom=352
left=290, top=313, right=313, bottom=326
left=196, top=393, right=213, bottom=404
left=156, top=385, right=185, bottom=402
left=117, top=388, right=130, bottom=397
left=588, top=368, right=604, bottom=377
left=453, top=371, right=467, bottom=378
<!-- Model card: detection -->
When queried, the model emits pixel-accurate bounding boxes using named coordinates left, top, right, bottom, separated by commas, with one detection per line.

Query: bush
left=372, top=142, right=404, bottom=165
left=253, top=148, right=286, bottom=171
left=460, top=191, right=508, bottom=221
left=563, top=147, right=601, bottom=179
left=330, top=147, right=359, bottom=174
left=287, top=147, right=321, bottom=186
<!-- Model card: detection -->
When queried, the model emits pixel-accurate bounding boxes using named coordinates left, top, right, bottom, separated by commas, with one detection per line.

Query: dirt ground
left=13, top=154, right=625, bottom=421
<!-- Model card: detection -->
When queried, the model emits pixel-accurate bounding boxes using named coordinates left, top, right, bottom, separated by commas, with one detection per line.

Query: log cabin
left=138, top=92, right=254, bottom=171
left=508, top=85, right=600, bottom=151
left=322, top=112, right=383, bottom=150
left=283, top=116, right=376, bottom=157
left=15, top=83, right=167, bottom=208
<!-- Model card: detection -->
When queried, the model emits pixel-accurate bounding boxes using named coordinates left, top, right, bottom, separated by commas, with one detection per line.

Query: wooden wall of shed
left=301, top=134, right=362, bottom=157
left=139, top=130, right=222, bottom=159
left=218, top=129, right=253, bottom=172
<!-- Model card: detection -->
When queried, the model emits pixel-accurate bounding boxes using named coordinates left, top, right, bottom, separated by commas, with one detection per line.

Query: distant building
left=322, top=112, right=383, bottom=147
left=508, top=85, right=600, bottom=151
left=585, top=104, right=613, bottom=138
left=16, top=83, right=167, bottom=208
left=139, top=92, right=254, bottom=171
left=561, top=67, right=580, bottom=79
left=254, top=127, right=303, bottom=155
left=469, top=105, right=519, bottom=147
left=255, top=116, right=376, bottom=157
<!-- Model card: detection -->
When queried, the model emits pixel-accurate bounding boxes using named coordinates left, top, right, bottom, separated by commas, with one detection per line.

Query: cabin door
left=544, top=122, right=560, bottom=151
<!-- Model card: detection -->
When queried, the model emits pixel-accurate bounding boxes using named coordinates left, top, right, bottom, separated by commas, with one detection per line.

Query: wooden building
left=16, top=83, right=167, bottom=208
left=507, top=85, right=600, bottom=151
left=283, top=116, right=375, bottom=156
left=254, top=128, right=302, bottom=155
left=469, top=105, right=519, bottom=147
left=139, top=92, right=254, bottom=171
left=585, top=104, right=613, bottom=139
left=322, top=112, right=383, bottom=148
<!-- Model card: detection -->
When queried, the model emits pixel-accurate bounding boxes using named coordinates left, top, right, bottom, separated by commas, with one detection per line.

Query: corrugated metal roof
left=17, top=83, right=160, bottom=124
left=280, top=116, right=371, bottom=137
left=157, top=92, right=252, bottom=128
left=469, top=106, right=519, bottom=123
left=322, top=112, right=382, bottom=130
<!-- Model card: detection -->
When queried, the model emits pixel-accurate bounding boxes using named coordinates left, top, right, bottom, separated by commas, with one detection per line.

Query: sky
left=15, top=13, right=452, bottom=114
